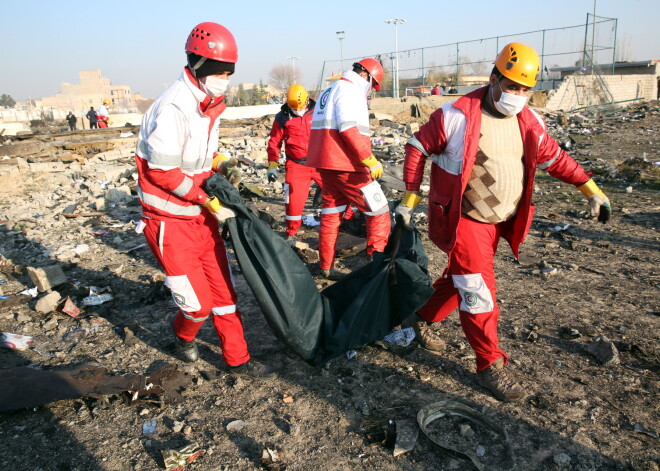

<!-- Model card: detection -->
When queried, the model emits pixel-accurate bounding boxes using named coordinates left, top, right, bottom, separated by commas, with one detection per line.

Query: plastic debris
left=381, top=327, right=416, bottom=347
left=83, top=293, right=114, bottom=306
left=0, top=332, right=33, bottom=350
left=551, top=224, right=571, bottom=232
left=142, top=419, right=157, bottom=435
left=19, top=287, right=38, bottom=297
left=161, top=443, right=205, bottom=471
left=57, top=296, right=81, bottom=318
left=345, top=349, right=357, bottom=359
left=302, top=214, right=320, bottom=227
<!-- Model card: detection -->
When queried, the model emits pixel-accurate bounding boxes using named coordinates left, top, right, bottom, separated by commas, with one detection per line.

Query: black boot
left=173, top=332, right=199, bottom=363
left=230, top=360, right=277, bottom=381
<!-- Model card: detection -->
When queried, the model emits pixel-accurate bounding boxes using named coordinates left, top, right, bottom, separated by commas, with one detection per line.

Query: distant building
left=35, top=70, right=138, bottom=113
left=550, top=60, right=660, bottom=79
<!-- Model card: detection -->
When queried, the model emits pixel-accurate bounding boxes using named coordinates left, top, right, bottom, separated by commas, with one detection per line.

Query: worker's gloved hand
left=267, top=161, right=279, bottom=182
left=578, top=179, right=611, bottom=224
left=394, top=191, right=422, bottom=228
left=213, top=153, right=241, bottom=186
left=361, top=154, right=383, bottom=180
left=202, top=196, right=236, bottom=223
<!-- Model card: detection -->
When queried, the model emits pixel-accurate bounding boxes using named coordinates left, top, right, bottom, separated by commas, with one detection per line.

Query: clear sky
left=1, top=0, right=658, bottom=102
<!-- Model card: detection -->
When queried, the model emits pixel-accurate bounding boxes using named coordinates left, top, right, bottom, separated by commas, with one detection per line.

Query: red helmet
left=185, top=22, right=238, bottom=63
left=355, top=58, right=384, bottom=91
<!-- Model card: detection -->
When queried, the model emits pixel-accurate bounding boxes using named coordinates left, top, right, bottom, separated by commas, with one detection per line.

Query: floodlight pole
left=287, top=56, right=300, bottom=84
left=336, top=31, right=345, bottom=70
left=385, top=18, right=406, bottom=98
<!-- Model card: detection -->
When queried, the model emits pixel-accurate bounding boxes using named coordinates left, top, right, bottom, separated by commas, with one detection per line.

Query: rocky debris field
left=0, top=101, right=658, bottom=471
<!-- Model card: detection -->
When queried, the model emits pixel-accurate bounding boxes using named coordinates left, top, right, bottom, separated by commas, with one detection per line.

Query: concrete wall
left=545, top=74, right=656, bottom=111
left=369, top=95, right=456, bottom=116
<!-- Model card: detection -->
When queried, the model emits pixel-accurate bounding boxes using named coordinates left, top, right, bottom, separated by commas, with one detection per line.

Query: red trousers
left=284, top=160, right=323, bottom=236
left=318, top=170, right=391, bottom=270
left=142, top=215, right=250, bottom=366
left=418, top=216, right=510, bottom=372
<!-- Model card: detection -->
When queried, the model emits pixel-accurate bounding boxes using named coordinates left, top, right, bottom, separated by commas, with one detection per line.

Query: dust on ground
left=0, top=102, right=658, bottom=471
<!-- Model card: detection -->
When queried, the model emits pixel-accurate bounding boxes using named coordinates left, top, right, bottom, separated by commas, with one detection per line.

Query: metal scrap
left=417, top=399, right=516, bottom=471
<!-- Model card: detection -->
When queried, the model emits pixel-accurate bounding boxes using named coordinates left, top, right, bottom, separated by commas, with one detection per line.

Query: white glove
left=395, top=204, right=414, bottom=227
left=203, top=197, right=236, bottom=223
left=588, top=194, right=611, bottom=223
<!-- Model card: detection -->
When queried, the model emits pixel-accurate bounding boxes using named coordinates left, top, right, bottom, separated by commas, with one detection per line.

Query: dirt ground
left=0, top=101, right=658, bottom=471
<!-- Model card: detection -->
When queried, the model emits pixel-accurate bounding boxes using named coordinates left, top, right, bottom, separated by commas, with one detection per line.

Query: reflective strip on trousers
left=321, top=205, right=348, bottom=215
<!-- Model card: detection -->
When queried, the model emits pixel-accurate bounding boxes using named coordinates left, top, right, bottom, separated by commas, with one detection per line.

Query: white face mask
left=202, top=76, right=230, bottom=97
left=492, top=81, right=528, bottom=116
left=292, top=108, right=306, bottom=117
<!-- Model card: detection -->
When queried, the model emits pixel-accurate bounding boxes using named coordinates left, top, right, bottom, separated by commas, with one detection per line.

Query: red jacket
left=266, top=99, right=316, bottom=163
left=404, top=86, right=590, bottom=257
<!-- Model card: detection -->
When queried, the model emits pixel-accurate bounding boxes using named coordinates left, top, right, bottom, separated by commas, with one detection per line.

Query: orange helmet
left=102, top=99, right=110, bottom=106
left=493, top=42, right=540, bottom=88
left=287, top=84, right=308, bottom=110
left=354, top=58, right=384, bottom=91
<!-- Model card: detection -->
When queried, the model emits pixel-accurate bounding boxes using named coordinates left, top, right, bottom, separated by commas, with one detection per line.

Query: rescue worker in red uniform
left=96, top=99, right=111, bottom=128
left=307, top=58, right=390, bottom=279
left=395, top=43, right=611, bottom=402
left=135, top=21, right=275, bottom=380
left=266, top=84, right=321, bottom=243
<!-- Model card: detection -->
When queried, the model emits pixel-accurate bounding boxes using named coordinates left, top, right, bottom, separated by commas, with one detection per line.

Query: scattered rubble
left=0, top=101, right=658, bottom=470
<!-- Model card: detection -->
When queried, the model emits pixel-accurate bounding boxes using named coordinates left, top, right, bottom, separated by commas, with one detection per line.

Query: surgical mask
left=202, top=76, right=230, bottom=97
left=492, top=81, right=528, bottom=116
left=292, top=108, right=306, bottom=117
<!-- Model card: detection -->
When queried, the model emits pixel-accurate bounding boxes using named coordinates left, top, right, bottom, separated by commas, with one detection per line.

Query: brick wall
left=545, top=74, right=656, bottom=111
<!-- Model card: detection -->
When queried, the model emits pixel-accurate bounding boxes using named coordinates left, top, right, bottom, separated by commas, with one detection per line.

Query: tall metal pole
left=385, top=19, right=406, bottom=98
left=611, top=18, right=617, bottom=75
left=591, top=0, right=597, bottom=74
left=541, top=29, right=546, bottom=85
left=287, top=56, right=300, bottom=84
left=336, top=31, right=345, bottom=71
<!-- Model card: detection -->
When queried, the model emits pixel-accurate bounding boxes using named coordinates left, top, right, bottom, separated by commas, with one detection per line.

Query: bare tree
left=269, top=64, right=302, bottom=90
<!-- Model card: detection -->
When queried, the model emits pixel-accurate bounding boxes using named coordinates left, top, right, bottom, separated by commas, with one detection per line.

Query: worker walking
left=395, top=42, right=611, bottom=402
left=96, top=99, right=111, bottom=128
left=134, top=21, right=275, bottom=380
left=307, top=58, right=390, bottom=279
left=266, top=84, right=321, bottom=243
left=86, top=107, right=98, bottom=129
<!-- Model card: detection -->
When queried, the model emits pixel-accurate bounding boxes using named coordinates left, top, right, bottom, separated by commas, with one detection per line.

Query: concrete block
left=35, top=291, right=62, bottom=313
left=27, top=265, right=68, bottom=292
left=0, top=164, right=19, bottom=175
left=16, top=157, right=29, bottom=171
left=105, top=185, right=132, bottom=203
left=28, top=161, right=66, bottom=173
left=406, top=123, right=420, bottom=134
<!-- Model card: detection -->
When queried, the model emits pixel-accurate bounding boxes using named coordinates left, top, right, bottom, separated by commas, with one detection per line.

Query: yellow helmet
left=287, top=84, right=308, bottom=111
left=103, top=99, right=110, bottom=106
left=493, top=42, right=540, bottom=88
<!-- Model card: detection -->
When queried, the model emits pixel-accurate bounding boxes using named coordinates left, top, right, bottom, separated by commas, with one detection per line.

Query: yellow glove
left=361, top=154, right=383, bottom=180
left=213, top=153, right=241, bottom=186
left=267, top=161, right=279, bottom=182
left=577, top=179, right=611, bottom=223
left=202, top=196, right=236, bottom=223
left=395, top=191, right=423, bottom=227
